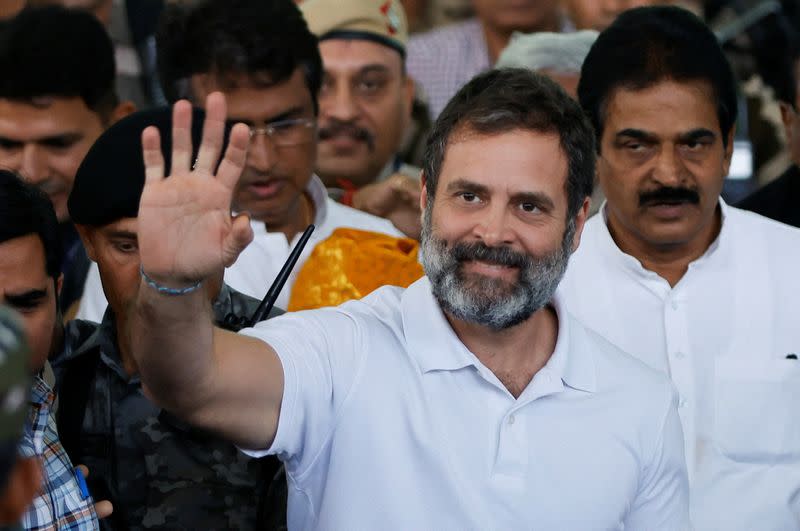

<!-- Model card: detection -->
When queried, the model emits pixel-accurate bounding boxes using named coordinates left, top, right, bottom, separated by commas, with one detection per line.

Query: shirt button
left=674, top=351, right=685, bottom=359
left=670, top=300, right=679, bottom=310
left=508, top=414, right=516, bottom=425
left=679, top=398, right=688, bottom=408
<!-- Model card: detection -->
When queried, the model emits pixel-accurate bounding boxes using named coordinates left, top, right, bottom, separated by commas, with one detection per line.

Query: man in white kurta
left=561, top=6, right=800, bottom=529
left=560, top=202, right=800, bottom=530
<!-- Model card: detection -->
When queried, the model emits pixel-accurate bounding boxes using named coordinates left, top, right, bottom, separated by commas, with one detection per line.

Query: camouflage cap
left=0, top=306, right=32, bottom=488
left=301, top=0, right=408, bottom=57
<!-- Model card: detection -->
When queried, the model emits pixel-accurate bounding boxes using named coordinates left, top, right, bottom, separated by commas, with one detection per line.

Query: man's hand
left=76, top=465, right=113, bottom=519
left=138, top=92, right=253, bottom=287
left=352, top=173, right=422, bottom=239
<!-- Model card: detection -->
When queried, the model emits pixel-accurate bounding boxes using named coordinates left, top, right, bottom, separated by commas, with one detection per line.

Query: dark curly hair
left=157, top=0, right=323, bottom=113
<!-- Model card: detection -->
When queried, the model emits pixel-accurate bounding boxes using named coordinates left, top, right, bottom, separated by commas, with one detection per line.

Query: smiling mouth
left=463, top=260, right=519, bottom=278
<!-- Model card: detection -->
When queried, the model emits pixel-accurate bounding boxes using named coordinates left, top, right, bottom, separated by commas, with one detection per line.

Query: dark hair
left=422, top=68, right=595, bottom=221
left=157, top=0, right=323, bottom=113
left=0, top=5, right=118, bottom=120
left=0, top=170, right=62, bottom=279
left=578, top=6, right=738, bottom=150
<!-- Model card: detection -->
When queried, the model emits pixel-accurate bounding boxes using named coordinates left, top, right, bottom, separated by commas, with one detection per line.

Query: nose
left=246, top=132, right=277, bottom=174
left=19, top=144, right=47, bottom=184
left=651, top=145, right=687, bottom=187
left=473, top=203, right=515, bottom=248
left=322, top=82, right=359, bottom=123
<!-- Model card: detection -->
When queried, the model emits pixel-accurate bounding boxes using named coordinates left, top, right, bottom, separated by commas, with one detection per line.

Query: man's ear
left=75, top=224, right=97, bottom=262
left=110, top=100, right=136, bottom=125
left=570, top=197, right=592, bottom=253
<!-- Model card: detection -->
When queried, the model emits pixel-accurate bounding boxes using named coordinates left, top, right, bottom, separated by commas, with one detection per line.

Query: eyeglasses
left=241, top=118, right=316, bottom=147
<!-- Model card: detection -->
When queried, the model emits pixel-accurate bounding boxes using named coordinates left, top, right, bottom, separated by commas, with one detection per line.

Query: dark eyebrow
left=511, top=191, right=555, bottom=212
left=5, top=289, right=48, bottom=306
left=228, top=106, right=306, bottom=127
left=615, top=129, right=659, bottom=143
left=105, top=230, right=137, bottom=240
left=358, top=64, right=392, bottom=76
left=0, top=132, right=83, bottom=147
left=678, top=128, right=717, bottom=143
left=445, top=179, right=490, bottom=196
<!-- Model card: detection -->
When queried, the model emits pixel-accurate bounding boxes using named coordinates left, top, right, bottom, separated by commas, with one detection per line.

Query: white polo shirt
left=76, top=176, right=400, bottom=321
left=241, top=277, right=689, bottom=530
left=559, top=201, right=800, bottom=530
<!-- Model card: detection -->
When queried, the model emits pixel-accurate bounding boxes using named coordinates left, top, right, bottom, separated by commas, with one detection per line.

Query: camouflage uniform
left=50, top=285, right=286, bottom=530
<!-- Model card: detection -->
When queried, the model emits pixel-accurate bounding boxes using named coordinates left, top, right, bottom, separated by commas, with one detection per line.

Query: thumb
left=223, top=214, right=254, bottom=267
left=94, top=500, right=114, bottom=519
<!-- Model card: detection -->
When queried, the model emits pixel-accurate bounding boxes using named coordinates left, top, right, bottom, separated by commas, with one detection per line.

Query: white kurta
left=559, top=201, right=800, bottom=530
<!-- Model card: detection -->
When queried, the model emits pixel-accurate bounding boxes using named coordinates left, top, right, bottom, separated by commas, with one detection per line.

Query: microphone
left=247, top=224, right=316, bottom=327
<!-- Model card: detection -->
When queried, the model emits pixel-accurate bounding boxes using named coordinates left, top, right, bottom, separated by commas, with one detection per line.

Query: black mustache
left=318, top=121, right=375, bottom=149
left=639, top=187, right=700, bottom=207
left=451, top=242, right=530, bottom=269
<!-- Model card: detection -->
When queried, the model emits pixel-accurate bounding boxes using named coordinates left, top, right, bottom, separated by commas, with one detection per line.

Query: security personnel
left=52, top=109, right=285, bottom=530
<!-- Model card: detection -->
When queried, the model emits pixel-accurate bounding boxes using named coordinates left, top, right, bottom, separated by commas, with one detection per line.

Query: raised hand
left=353, top=173, right=422, bottom=239
left=138, top=93, right=253, bottom=287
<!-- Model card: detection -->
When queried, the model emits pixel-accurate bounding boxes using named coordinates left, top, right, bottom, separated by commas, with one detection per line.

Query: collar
left=29, top=375, right=54, bottom=407
left=595, top=198, right=732, bottom=279
left=306, top=174, right=329, bottom=227
left=401, top=277, right=596, bottom=392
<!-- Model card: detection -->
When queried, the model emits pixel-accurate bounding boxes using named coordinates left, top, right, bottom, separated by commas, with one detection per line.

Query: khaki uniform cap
left=301, top=0, right=408, bottom=56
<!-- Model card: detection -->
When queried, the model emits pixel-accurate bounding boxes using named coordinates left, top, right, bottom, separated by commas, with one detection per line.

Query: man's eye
left=114, top=242, right=138, bottom=254
left=460, top=192, right=479, bottom=203
left=520, top=202, right=540, bottom=213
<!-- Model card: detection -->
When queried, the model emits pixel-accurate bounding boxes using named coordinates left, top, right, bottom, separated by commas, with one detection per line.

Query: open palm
left=138, top=93, right=254, bottom=286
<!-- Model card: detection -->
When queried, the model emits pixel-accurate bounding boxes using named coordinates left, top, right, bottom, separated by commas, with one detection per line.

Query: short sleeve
left=238, top=308, right=365, bottom=474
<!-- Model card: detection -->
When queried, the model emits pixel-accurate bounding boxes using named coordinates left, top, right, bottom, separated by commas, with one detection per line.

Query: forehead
left=0, top=97, right=103, bottom=138
left=319, top=39, right=403, bottom=75
left=197, top=68, right=314, bottom=122
left=95, top=217, right=138, bottom=237
left=0, top=234, right=48, bottom=290
left=602, top=80, right=721, bottom=137
left=439, top=129, right=568, bottom=194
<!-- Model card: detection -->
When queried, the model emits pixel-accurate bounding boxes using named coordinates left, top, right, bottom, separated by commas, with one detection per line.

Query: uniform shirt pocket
left=714, top=357, right=800, bottom=463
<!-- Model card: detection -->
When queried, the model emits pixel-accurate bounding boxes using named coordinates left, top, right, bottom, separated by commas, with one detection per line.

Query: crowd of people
left=0, top=0, right=798, bottom=530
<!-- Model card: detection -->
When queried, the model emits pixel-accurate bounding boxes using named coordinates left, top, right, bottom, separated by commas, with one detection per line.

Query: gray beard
left=419, top=204, right=574, bottom=331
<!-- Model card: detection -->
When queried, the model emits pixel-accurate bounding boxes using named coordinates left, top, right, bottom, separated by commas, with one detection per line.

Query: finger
left=77, top=464, right=89, bottom=478
left=194, top=92, right=227, bottom=173
left=94, top=500, right=114, bottom=519
left=142, top=127, right=165, bottom=184
left=171, top=100, right=193, bottom=174
left=223, top=213, right=254, bottom=267
left=216, top=123, right=250, bottom=190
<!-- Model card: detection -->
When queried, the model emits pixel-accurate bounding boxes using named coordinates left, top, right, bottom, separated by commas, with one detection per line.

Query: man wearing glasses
left=76, top=0, right=401, bottom=321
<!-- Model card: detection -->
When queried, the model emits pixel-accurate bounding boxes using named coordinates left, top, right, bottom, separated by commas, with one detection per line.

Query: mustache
left=318, top=121, right=375, bottom=150
left=638, top=186, right=700, bottom=207
left=450, top=241, right=530, bottom=269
